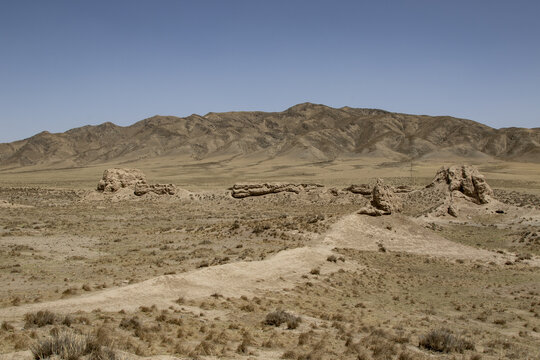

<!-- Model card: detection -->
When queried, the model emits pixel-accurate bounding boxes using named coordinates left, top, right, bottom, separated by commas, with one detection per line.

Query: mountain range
left=1, top=103, right=539, bottom=169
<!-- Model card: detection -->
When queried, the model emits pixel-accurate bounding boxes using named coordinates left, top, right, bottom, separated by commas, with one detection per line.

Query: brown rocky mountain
left=1, top=103, right=539, bottom=168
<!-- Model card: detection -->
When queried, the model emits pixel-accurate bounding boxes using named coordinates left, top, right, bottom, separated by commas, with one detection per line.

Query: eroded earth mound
left=428, top=165, right=493, bottom=204
left=97, top=168, right=177, bottom=197
left=231, top=183, right=323, bottom=198
left=358, top=166, right=496, bottom=218
left=344, top=184, right=372, bottom=195
left=358, top=178, right=402, bottom=216
left=97, top=168, right=147, bottom=192
left=399, top=164, right=498, bottom=218
left=134, top=183, right=177, bottom=196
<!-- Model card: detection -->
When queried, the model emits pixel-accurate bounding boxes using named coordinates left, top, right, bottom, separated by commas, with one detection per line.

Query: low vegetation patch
left=24, top=310, right=57, bottom=328
left=265, top=310, right=302, bottom=329
left=31, top=329, right=117, bottom=360
left=419, top=328, right=474, bottom=353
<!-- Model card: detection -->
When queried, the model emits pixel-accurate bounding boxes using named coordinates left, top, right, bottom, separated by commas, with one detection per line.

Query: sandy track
left=324, top=214, right=508, bottom=261
left=0, top=212, right=532, bottom=322
left=0, top=245, right=337, bottom=321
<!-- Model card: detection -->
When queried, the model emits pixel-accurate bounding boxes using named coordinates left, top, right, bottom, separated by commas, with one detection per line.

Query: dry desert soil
left=0, top=105, right=540, bottom=360
left=0, top=159, right=539, bottom=360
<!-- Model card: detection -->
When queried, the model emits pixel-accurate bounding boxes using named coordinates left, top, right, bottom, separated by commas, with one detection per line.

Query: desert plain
left=0, top=105, right=540, bottom=360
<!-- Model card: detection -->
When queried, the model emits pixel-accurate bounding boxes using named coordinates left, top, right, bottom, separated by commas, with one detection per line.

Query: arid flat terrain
left=1, top=157, right=539, bottom=360
left=1, top=105, right=540, bottom=359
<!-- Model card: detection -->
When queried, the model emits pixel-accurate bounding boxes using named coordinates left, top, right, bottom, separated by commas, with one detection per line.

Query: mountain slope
left=1, top=103, right=539, bottom=168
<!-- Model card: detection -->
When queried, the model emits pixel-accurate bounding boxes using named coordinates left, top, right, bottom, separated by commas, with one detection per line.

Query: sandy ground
left=2, top=208, right=539, bottom=319
left=1, top=162, right=540, bottom=359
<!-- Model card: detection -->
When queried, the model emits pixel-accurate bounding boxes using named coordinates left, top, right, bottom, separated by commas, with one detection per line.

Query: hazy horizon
left=1, top=0, right=539, bottom=142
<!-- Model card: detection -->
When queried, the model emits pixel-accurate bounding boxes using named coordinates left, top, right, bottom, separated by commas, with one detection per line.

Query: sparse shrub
left=86, top=327, right=117, bottom=360
left=11, top=297, right=21, bottom=306
left=230, top=220, right=240, bottom=230
left=298, top=331, right=312, bottom=345
left=88, top=346, right=117, bottom=360
left=190, top=340, right=217, bottom=356
left=419, top=328, right=474, bottom=353
left=75, top=316, right=92, bottom=325
left=62, top=288, right=78, bottom=297
left=31, top=330, right=86, bottom=360
left=265, top=310, right=302, bottom=329
left=397, top=351, right=414, bottom=360
left=326, top=255, right=337, bottom=263
left=241, top=304, right=255, bottom=312
left=252, top=223, right=270, bottom=234
left=236, top=339, right=250, bottom=354
left=138, top=305, right=155, bottom=313
left=12, top=332, right=29, bottom=350
left=281, top=350, right=297, bottom=359
left=310, top=268, right=320, bottom=275
left=24, top=310, right=57, bottom=328
left=119, top=316, right=141, bottom=330
left=1, top=321, right=14, bottom=331
left=354, top=348, right=371, bottom=360
left=367, top=336, right=396, bottom=358
left=31, top=329, right=118, bottom=360
left=197, top=261, right=209, bottom=268
left=346, top=338, right=367, bottom=356
left=93, top=326, right=114, bottom=347
left=62, top=315, right=73, bottom=327
left=307, top=215, right=324, bottom=224
left=164, top=316, right=181, bottom=326
left=391, top=331, right=409, bottom=344
left=286, top=316, right=301, bottom=330
left=355, top=329, right=399, bottom=359
left=517, top=253, right=532, bottom=261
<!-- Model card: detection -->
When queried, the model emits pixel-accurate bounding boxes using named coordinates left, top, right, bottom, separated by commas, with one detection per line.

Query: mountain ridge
left=1, top=103, right=539, bottom=168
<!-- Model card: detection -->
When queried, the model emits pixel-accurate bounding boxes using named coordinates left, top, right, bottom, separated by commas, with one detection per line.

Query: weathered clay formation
left=134, top=183, right=177, bottom=196
left=97, top=168, right=176, bottom=196
left=358, top=178, right=402, bottom=216
left=393, top=185, right=414, bottom=193
left=97, top=168, right=147, bottom=193
left=231, top=183, right=323, bottom=198
left=447, top=203, right=458, bottom=217
left=345, top=184, right=412, bottom=195
left=428, top=165, right=493, bottom=204
left=344, top=184, right=372, bottom=195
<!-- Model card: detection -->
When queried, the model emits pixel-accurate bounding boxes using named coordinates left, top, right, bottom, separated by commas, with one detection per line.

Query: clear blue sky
left=1, top=0, right=539, bottom=142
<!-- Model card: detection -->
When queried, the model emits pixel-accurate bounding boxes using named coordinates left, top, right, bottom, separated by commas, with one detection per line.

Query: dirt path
left=324, top=214, right=517, bottom=261
left=0, top=244, right=340, bottom=321
left=0, top=212, right=532, bottom=322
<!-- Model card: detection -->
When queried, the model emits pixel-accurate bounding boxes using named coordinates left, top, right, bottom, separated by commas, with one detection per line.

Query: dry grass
left=24, top=310, right=57, bottom=328
left=31, top=329, right=118, bottom=360
left=419, top=328, right=474, bottom=353
left=265, top=310, right=302, bottom=330
left=31, top=330, right=86, bottom=360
